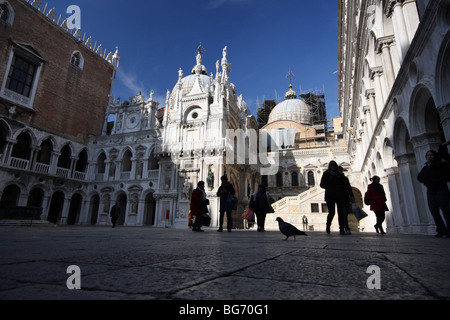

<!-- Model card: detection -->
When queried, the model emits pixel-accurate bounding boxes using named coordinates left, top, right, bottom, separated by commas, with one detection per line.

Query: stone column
left=371, top=69, right=385, bottom=118
left=366, top=89, right=379, bottom=131
left=379, top=38, right=396, bottom=90
left=392, top=1, right=410, bottom=62
left=384, top=167, right=404, bottom=231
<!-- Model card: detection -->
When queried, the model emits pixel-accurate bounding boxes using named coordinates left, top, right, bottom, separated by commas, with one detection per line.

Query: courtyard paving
left=0, top=224, right=448, bottom=314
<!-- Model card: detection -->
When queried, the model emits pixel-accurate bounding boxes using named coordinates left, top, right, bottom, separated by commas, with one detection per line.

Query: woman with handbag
left=216, top=175, right=236, bottom=232
left=250, top=185, right=275, bottom=232
left=365, top=176, right=388, bottom=235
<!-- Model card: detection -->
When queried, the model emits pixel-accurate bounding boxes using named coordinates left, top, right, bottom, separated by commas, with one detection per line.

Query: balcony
left=3, top=157, right=87, bottom=182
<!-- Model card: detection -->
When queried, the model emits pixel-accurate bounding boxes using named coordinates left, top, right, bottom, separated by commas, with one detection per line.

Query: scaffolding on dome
left=299, top=87, right=328, bottom=136
left=256, top=87, right=328, bottom=135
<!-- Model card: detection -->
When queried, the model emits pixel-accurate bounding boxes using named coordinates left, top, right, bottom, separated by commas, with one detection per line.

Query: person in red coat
left=365, top=176, right=389, bottom=234
left=190, top=181, right=207, bottom=232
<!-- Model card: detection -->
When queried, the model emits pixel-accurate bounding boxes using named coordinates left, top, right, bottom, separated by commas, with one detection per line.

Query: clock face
left=126, top=113, right=139, bottom=129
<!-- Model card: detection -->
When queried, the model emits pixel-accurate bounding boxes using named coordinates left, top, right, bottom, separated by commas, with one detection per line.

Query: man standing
left=217, top=175, right=236, bottom=232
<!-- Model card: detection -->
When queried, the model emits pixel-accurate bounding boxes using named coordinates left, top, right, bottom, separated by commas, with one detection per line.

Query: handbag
left=202, top=214, right=211, bottom=227
left=266, top=193, right=275, bottom=213
left=247, top=208, right=255, bottom=222
left=226, top=194, right=238, bottom=211
left=364, top=191, right=371, bottom=206
left=352, top=203, right=368, bottom=221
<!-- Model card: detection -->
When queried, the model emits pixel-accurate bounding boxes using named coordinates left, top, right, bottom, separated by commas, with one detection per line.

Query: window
left=1, top=41, right=45, bottom=110
left=291, top=172, right=299, bottom=187
left=6, top=55, right=37, bottom=97
left=276, top=172, right=283, bottom=187
left=308, top=171, right=315, bottom=187
left=311, top=203, right=319, bottom=213
left=0, top=4, right=9, bottom=22
left=0, top=2, right=13, bottom=25
left=321, top=203, right=328, bottom=213
left=261, top=175, right=268, bottom=187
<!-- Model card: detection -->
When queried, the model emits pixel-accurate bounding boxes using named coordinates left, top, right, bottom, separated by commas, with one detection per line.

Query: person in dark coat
left=249, top=185, right=274, bottom=232
left=418, top=150, right=450, bottom=237
left=320, top=161, right=354, bottom=235
left=216, top=175, right=235, bottom=232
left=190, top=181, right=208, bottom=232
left=365, top=176, right=389, bottom=235
left=110, top=202, right=120, bottom=228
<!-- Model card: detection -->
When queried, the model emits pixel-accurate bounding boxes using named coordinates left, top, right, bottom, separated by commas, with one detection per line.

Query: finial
left=287, top=68, right=295, bottom=87
left=285, top=68, right=297, bottom=99
left=196, top=42, right=206, bottom=56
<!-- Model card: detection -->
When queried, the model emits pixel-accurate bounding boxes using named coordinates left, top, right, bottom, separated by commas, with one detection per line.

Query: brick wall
left=0, top=0, right=114, bottom=143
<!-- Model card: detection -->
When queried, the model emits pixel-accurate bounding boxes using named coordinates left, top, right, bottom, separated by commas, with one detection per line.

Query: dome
left=268, top=99, right=312, bottom=125
left=170, top=74, right=211, bottom=105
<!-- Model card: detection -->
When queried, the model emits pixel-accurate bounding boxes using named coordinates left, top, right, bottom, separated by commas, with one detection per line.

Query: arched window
left=75, top=149, right=88, bottom=173
left=276, top=172, right=283, bottom=187
left=0, top=3, right=10, bottom=22
left=97, top=152, right=106, bottom=174
left=37, top=139, right=53, bottom=165
left=58, top=145, right=72, bottom=169
left=11, top=132, right=32, bottom=160
left=0, top=2, right=13, bottom=25
left=122, top=150, right=132, bottom=172
left=70, top=51, right=84, bottom=69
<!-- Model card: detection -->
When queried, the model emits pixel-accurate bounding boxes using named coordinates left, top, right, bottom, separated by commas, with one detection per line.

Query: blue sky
left=47, top=0, right=340, bottom=119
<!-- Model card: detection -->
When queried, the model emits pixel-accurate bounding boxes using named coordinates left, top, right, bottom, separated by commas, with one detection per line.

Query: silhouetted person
left=250, top=185, right=274, bottom=232
left=418, top=150, right=450, bottom=237
left=190, top=181, right=208, bottom=232
left=110, top=202, right=120, bottom=228
left=217, top=175, right=235, bottom=232
left=365, top=176, right=388, bottom=235
left=320, top=161, right=353, bottom=235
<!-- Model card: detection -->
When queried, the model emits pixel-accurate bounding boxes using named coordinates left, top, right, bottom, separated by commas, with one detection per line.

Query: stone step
left=0, top=220, right=55, bottom=227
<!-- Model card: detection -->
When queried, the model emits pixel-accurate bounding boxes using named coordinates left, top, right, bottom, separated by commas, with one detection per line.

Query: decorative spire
left=112, top=47, right=120, bottom=68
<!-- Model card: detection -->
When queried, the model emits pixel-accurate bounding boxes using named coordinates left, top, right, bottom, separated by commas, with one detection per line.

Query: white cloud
left=117, top=68, right=147, bottom=97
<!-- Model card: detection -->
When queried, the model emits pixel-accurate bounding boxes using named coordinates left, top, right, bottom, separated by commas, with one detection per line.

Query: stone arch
left=436, top=30, right=450, bottom=107
left=436, top=28, right=450, bottom=140
left=184, top=105, right=203, bottom=122
left=11, top=131, right=33, bottom=163
left=410, top=84, right=440, bottom=137
left=0, top=184, right=20, bottom=208
left=393, top=117, right=410, bottom=155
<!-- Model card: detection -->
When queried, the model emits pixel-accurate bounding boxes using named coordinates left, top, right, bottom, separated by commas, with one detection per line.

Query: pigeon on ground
left=276, top=217, right=308, bottom=240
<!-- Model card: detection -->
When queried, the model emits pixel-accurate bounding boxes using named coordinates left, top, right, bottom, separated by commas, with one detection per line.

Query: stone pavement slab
left=0, top=225, right=449, bottom=303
